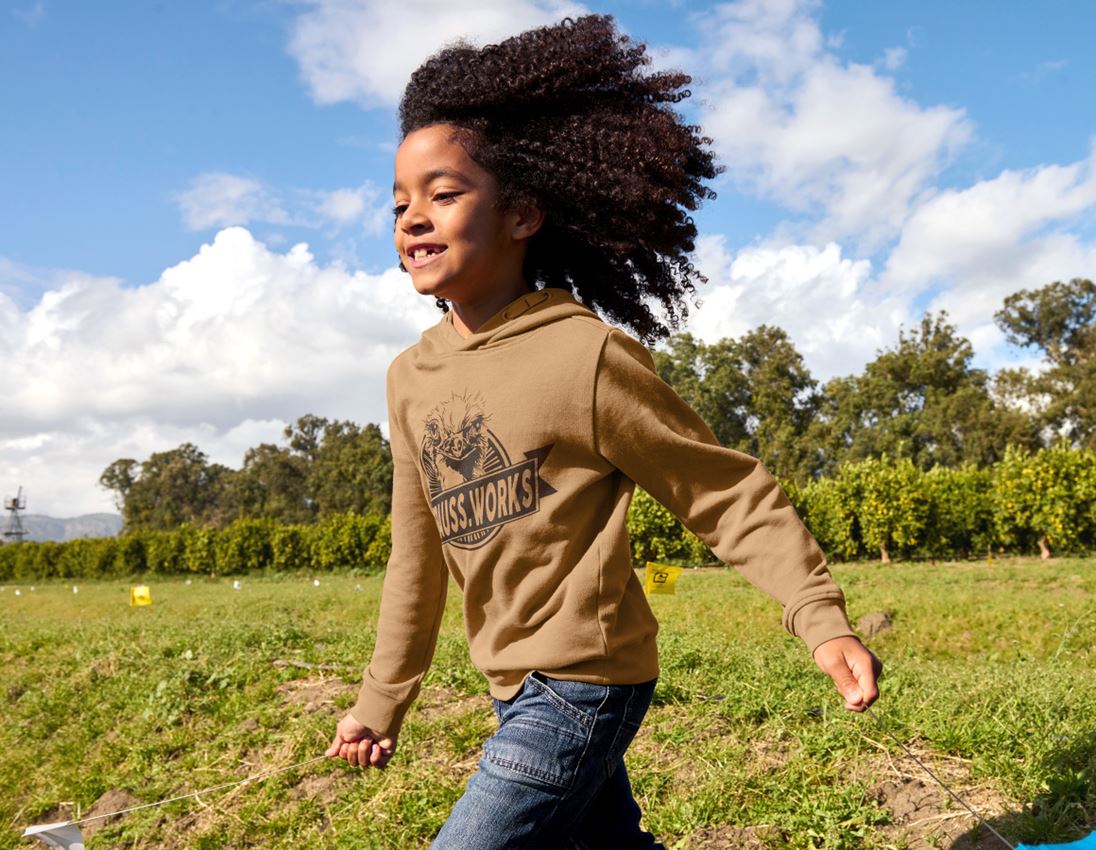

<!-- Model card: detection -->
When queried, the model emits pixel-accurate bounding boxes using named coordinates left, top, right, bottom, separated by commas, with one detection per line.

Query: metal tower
left=3, top=486, right=27, bottom=543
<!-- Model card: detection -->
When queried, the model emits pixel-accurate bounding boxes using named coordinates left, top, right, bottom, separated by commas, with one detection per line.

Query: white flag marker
left=22, top=821, right=85, bottom=850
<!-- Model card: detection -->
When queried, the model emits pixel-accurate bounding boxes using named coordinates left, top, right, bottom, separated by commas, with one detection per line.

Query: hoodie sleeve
left=594, top=330, right=855, bottom=654
left=350, top=370, right=448, bottom=737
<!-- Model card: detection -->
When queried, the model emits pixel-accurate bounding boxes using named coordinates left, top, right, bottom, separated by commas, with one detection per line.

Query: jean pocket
left=524, top=672, right=609, bottom=730
left=482, top=714, right=589, bottom=791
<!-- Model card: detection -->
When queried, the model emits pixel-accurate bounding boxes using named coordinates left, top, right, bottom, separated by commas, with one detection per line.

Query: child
left=327, top=15, right=881, bottom=849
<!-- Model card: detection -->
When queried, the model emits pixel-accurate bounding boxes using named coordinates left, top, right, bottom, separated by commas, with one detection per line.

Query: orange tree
left=993, top=442, right=1096, bottom=558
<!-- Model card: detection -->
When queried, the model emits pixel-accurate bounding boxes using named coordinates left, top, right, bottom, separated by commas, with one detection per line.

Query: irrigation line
left=864, top=706, right=1016, bottom=850
left=65, top=755, right=329, bottom=827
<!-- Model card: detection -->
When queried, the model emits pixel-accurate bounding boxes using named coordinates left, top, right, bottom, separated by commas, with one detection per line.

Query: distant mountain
left=3, top=513, right=123, bottom=543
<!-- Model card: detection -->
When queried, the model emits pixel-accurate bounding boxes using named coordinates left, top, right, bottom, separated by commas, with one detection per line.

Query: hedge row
left=3, top=445, right=1094, bottom=579
left=628, top=444, right=1096, bottom=564
left=0, top=514, right=392, bottom=581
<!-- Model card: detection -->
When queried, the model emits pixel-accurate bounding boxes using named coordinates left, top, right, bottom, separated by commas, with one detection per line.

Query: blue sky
left=3, top=0, right=1096, bottom=515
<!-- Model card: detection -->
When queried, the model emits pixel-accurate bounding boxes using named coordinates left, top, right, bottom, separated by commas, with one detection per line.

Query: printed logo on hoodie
left=420, top=391, right=555, bottom=549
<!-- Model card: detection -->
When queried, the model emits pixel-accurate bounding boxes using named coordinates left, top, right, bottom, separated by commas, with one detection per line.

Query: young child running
left=327, top=15, right=881, bottom=849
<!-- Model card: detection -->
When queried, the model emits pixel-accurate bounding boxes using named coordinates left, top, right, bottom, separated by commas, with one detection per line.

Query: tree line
left=96, top=278, right=1094, bottom=534
left=99, top=415, right=393, bottom=532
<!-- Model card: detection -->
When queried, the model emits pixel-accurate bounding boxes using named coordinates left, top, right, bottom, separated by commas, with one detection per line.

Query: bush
left=214, top=518, right=276, bottom=574
left=626, top=487, right=711, bottom=566
left=922, top=464, right=994, bottom=559
left=993, top=443, right=1096, bottom=558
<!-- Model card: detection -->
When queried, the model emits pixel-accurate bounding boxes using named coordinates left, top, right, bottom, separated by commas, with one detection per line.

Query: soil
left=81, top=789, right=141, bottom=839
left=859, top=742, right=1017, bottom=850
left=274, top=675, right=347, bottom=715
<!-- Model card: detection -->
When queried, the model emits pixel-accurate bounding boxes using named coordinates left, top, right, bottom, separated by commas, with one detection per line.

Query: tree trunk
left=1038, top=534, right=1051, bottom=560
left=880, top=543, right=891, bottom=564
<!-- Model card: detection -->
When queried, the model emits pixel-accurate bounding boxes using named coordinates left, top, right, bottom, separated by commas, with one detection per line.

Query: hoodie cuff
left=788, top=597, right=857, bottom=655
left=349, top=676, right=416, bottom=739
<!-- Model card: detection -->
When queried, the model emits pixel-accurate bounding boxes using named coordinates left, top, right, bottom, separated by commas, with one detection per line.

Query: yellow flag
left=130, top=584, right=152, bottom=606
left=644, top=562, right=684, bottom=595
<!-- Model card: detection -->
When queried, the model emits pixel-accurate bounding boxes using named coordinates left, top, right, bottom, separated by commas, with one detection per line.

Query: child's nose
left=400, top=200, right=431, bottom=230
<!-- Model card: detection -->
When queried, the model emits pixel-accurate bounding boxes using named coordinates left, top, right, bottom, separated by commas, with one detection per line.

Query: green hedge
left=0, top=512, right=391, bottom=581
left=3, top=445, right=1094, bottom=579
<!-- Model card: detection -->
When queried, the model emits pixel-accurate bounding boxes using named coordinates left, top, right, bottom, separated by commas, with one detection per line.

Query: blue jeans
left=430, top=672, right=665, bottom=850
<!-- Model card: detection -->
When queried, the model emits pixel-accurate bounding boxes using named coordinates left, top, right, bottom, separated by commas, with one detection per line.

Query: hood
left=416, top=288, right=599, bottom=357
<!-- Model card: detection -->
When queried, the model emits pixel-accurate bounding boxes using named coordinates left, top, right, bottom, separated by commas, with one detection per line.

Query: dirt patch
left=685, top=824, right=781, bottom=848
left=288, top=770, right=352, bottom=805
left=81, top=788, right=141, bottom=839
left=859, top=743, right=1017, bottom=849
left=414, top=684, right=488, bottom=721
left=275, top=676, right=347, bottom=715
left=857, top=611, right=894, bottom=638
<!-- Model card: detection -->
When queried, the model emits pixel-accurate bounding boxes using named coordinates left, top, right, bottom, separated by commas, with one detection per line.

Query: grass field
left=2, top=557, right=1094, bottom=850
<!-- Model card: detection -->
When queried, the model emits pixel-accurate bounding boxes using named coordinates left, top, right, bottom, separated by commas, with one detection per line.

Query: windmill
left=3, top=486, right=27, bottom=543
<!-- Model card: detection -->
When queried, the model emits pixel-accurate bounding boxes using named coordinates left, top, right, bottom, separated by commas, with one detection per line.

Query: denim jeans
left=430, top=672, right=665, bottom=850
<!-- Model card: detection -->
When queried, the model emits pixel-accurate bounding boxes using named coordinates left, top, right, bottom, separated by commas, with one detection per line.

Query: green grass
left=1, top=558, right=1093, bottom=849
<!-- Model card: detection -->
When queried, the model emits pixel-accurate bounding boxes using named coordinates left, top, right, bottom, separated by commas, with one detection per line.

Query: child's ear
left=508, top=201, right=545, bottom=241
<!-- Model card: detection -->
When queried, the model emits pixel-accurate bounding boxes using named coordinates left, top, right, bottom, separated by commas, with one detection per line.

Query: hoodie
left=351, top=288, right=854, bottom=736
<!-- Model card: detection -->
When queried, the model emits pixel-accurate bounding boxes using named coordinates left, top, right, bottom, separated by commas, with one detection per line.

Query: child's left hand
left=812, top=636, right=882, bottom=712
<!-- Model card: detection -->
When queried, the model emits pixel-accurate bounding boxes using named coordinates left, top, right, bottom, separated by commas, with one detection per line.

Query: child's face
left=393, top=123, right=530, bottom=308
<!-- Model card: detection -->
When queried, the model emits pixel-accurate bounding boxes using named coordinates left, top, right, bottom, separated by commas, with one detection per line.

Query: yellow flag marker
left=130, top=584, right=152, bottom=606
left=644, top=562, right=684, bottom=595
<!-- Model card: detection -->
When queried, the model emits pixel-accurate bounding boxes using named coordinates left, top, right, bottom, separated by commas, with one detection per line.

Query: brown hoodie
left=351, top=288, right=854, bottom=736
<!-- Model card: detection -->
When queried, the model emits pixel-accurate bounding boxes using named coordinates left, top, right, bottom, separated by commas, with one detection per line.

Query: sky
left=3, top=0, right=1096, bottom=517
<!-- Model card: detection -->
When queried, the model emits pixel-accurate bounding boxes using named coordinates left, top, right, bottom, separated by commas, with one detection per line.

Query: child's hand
left=326, top=712, right=397, bottom=769
left=812, top=636, right=882, bottom=712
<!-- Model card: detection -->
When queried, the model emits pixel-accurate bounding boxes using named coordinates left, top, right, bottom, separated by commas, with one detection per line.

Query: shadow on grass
left=951, top=729, right=1095, bottom=849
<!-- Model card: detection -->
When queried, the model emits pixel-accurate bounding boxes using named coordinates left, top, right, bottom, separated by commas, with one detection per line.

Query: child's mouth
left=409, top=246, right=447, bottom=269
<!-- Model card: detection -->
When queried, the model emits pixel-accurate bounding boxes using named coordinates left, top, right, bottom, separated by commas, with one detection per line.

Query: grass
left=1, top=557, right=1093, bottom=849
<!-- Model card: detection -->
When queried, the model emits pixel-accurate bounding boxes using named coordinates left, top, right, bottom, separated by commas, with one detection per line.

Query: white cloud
left=175, top=173, right=391, bottom=235
left=175, top=173, right=290, bottom=231
left=287, top=0, right=587, bottom=108
left=685, top=234, right=903, bottom=381
left=881, top=46, right=907, bottom=71
left=883, top=142, right=1096, bottom=296
left=695, top=0, right=972, bottom=248
left=0, top=228, right=439, bottom=515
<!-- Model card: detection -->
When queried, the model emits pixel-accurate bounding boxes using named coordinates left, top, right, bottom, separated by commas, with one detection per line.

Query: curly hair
left=398, top=14, right=721, bottom=342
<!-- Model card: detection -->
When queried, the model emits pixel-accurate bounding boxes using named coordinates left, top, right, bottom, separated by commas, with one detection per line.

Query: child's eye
left=434, top=192, right=460, bottom=203
left=392, top=203, right=407, bottom=218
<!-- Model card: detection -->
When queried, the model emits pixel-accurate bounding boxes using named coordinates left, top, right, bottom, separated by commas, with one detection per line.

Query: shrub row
left=0, top=514, right=392, bottom=581
left=628, top=444, right=1096, bottom=564
left=3, top=445, right=1093, bottom=579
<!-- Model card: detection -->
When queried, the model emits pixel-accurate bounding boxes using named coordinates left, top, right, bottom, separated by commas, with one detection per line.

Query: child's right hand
left=326, top=712, right=397, bottom=769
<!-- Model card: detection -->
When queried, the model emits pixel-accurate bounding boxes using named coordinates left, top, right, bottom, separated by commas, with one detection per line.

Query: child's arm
left=329, top=370, right=449, bottom=767
left=595, top=331, right=880, bottom=705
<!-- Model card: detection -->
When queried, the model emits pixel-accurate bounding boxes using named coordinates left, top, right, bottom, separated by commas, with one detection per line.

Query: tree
left=995, top=278, right=1096, bottom=447
left=233, top=443, right=312, bottom=524
left=99, top=458, right=138, bottom=513
left=307, top=420, right=393, bottom=517
left=104, top=443, right=235, bottom=532
left=653, top=329, right=820, bottom=482
left=811, top=312, right=1037, bottom=471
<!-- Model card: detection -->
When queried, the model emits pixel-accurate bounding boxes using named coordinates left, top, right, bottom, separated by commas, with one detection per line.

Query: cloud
left=12, top=1, right=45, bottom=27
left=882, top=141, right=1096, bottom=300
left=174, top=173, right=291, bottom=231
left=0, top=228, right=438, bottom=515
left=694, top=0, right=972, bottom=248
left=684, top=234, right=904, bottom=381
left=174, top=173, right=390, bottom=235
left=881, top=47, right=907, bottom=71
left=286, top=0, right=587, bottom=108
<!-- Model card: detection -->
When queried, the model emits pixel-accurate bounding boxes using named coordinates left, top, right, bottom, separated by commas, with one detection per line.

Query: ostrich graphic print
left=420, top=392, right=555, bottom=549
